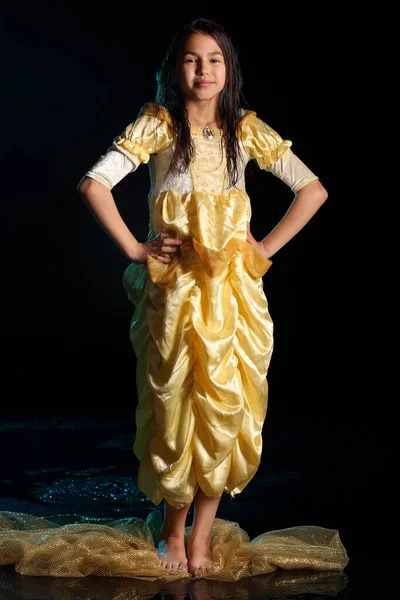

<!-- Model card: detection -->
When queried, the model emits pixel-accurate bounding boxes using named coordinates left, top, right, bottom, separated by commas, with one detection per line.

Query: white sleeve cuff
left=264, top=149, right=318, bottom=192
left=85, top=171, right=112, bottom=189
left=84, top=148, right=140, bottom=190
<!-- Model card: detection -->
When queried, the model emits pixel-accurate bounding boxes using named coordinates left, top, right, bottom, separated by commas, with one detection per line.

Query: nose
left=196, top=60, right=209, bottom=75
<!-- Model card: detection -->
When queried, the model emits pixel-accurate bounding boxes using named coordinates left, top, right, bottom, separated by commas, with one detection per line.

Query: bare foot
left=187, top=531, right=213, bottom=576
left=157, top=534, right=188, bottom=572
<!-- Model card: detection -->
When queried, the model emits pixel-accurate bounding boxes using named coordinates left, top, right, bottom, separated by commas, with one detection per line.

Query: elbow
left=77, top=176, right=104, bottom=203
left=318, top=191, right=328, bottom=209
left=77, top=176, right=111, bottom=200
left=310, top=179, right=328, bottom=207
left=319, top=183, right=328, bottom=204
left=77, top=176, right=92, bottom=199
left=295, top=179, right=328, bottom=210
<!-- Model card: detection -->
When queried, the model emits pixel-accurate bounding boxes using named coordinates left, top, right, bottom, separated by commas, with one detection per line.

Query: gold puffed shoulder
left=138, top=101, right=172, bottom=124
left=113, top=102, right=173, bottom=165
left=240, top=110, right=292, bottom=169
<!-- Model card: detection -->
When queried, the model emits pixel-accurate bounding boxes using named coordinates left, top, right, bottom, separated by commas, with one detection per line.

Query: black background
left=1, top=1, right=387, bottom=572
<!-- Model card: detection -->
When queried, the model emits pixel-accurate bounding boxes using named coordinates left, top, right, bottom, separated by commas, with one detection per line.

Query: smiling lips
left=196, top=81, right=214, bottom=86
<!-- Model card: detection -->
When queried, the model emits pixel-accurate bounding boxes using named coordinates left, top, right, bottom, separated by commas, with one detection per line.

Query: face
left=176, top=32, right=227, bottom=103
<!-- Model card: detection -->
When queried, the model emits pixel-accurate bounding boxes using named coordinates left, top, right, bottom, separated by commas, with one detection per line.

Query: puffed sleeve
left=241, top=111, right=292, bottom=169
left=241, top=111, right=318, bottom=192
left=83, top=103, right=173, bottom=190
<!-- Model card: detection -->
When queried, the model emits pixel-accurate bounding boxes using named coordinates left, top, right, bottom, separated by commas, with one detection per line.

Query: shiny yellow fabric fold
left=240, top=110, right=292, bottom=169
left=114, top=103, right=294, bottom=509
left=146, top=236, right=272, bottom=285
left=126, top=215, right=274, bottom=508
left=113, top=103, right=173, bottom=164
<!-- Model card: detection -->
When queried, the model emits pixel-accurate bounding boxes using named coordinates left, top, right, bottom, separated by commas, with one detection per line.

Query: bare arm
left=247, top=179, right=328, bottom=258
left=77, top=177, right=182, bottom=263
left=77, top=177, right=141, bottom=261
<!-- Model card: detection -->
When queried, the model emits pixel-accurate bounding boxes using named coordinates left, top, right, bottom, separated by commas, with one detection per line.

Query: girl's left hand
left=246, top=223, right=270, bottom=259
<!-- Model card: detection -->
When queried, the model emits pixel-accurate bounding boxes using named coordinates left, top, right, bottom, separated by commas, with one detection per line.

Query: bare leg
left=187, top=487, right=222, bottom=576
left=158, top=499, right=191, bottom=571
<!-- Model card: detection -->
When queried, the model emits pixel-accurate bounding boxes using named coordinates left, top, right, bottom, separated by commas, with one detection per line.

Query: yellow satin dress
left=116, top=103, right=296, bottom=509
left=0, top=106, right=349, bottom=582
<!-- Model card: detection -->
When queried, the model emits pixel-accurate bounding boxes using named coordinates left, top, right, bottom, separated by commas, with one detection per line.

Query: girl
left=77, top=18, right=328, bottom=576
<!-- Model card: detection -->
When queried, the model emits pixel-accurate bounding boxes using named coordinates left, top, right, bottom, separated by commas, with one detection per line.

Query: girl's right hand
left=133, top=230, right=183, bottom=264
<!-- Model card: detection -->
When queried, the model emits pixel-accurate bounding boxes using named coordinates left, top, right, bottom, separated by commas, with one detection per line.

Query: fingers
left=153, top=255, right=171, bottom=263
left=163, top=241, right=182, bottom=252
left=148, top=230, right=183, bottom=263
left=160, top=231, right=182, bottom=248
left=158, top=231, right=183, bottom=255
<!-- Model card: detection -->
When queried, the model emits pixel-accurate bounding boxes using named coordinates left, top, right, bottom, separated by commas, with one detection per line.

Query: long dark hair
left=155, top=17, right=247, bottom=188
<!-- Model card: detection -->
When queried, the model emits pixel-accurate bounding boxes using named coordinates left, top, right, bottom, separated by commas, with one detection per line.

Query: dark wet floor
left=0, top=415, right=383, bottom=599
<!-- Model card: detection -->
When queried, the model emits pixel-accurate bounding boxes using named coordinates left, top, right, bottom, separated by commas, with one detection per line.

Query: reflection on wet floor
left=0, top=417, right=372, bottom=598
left=0, top=566, right=348, bottom=599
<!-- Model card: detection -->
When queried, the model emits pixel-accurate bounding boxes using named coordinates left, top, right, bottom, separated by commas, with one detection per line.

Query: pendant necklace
left=203, top=126, right=215, bottom=140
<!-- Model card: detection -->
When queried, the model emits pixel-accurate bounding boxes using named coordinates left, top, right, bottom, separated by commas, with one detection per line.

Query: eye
left=210, top=59, right=221, bottom=63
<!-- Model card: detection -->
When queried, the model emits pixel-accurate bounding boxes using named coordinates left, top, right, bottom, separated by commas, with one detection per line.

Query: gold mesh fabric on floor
left=0, top=510, right=348, bottom=581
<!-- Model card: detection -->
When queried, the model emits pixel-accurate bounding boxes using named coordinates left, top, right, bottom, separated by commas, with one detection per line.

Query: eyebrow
left=183, top=51, right=223, bottom=57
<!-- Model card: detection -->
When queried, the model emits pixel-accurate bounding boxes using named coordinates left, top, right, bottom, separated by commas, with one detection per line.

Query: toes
left=193, top=568, right=203, bottom=578
left=159, top=558, right=172, bottom=569
left=159, top=556, right=188, bottom=572
left=190, top=562, right=212, bottom=578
